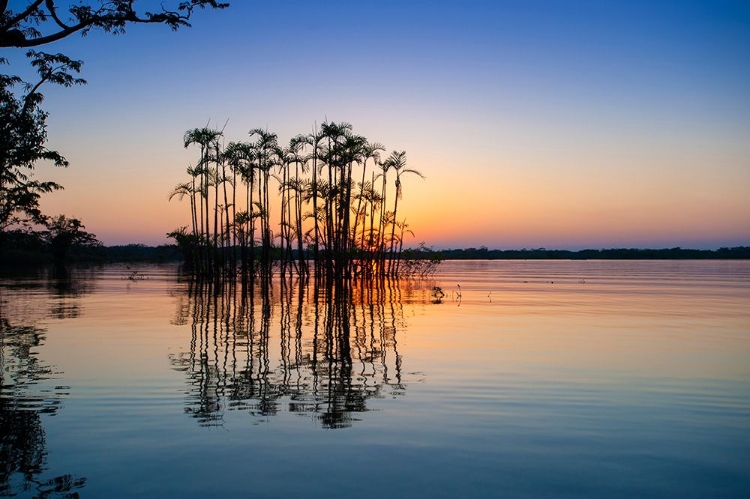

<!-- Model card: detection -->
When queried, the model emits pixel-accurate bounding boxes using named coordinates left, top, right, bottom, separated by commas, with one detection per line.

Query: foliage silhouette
left=0, top=1, right=228, bottom=48
left=42, top=215, right=101, bottom=263
left=0, top=52, right=83, bottom=253
left=171, top=121, right=433, bottom=281
left=1, top=1, right=228, bottom=261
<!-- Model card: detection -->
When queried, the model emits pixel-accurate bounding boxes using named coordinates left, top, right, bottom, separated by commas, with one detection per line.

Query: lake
left=1, top=260, right=749, bottom=498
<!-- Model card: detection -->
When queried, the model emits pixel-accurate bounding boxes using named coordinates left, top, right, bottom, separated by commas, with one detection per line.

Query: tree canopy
left=0, top=51, right=84, bottom=236
left=0, top=0, right=228, bottom=48
left=43, top=214, right=101, bottom=262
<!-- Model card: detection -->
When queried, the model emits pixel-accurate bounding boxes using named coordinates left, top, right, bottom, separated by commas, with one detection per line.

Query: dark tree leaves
left=0, top=52, right=84, bottom=233
left=0, top=0, right=229, bottom=48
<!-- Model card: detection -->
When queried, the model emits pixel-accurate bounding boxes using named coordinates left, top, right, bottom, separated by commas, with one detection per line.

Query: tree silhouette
left=169, top=181, right=197, bottom=238
left=248, top=128, right=279, bottom=270
left=303, top=126, right=326, bottom=269
left=385, top=151, right=424, bottom=275
left=287, top=135, right=310, bottom=275
left=183, top=127, right=223, bottom=273
left=0, top=52, right=84, bottom=254
left=0, top=1, right=229, bottom=48
left=1, top=1, right=229, bottom=261
left=171, top=121, right=436, bottom=280
left=353, top=140, right=384, bottom=254
left=41, top=214, right=101, bottom=262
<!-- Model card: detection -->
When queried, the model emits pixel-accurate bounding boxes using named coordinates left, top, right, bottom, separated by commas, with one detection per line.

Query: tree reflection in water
left=170, top=274, right=425, bottom=429
left=0, top=315, right=86, bottom=497
left=0, top=266, right=93, bottom=497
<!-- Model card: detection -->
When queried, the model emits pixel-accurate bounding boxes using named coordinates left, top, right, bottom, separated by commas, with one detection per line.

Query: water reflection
left=0, top=278, right=87, bottom=498
left=0, top=265, right=99, bottom=322
left=3, top=261, right=748, bottom=497
left=170, top=275, right=427, bottom=428
left=0, top=267, right=91, bottom=497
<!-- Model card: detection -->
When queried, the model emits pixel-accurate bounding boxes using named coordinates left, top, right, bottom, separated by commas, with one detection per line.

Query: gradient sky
left=10, top=0, right=750, bottom=249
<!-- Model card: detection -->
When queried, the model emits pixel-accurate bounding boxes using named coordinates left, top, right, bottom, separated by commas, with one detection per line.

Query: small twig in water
left=124, top=270, right=147, bottom=281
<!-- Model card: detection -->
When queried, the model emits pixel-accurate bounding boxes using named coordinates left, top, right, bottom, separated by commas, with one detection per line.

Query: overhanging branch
left=0, top=0, right=229, bottom=48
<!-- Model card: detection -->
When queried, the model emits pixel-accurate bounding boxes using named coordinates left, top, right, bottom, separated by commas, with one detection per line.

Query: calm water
left=1, top=260, right=749, bottom=498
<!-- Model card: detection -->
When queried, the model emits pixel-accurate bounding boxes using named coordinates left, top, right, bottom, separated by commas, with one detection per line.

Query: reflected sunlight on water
left=1, top=260, right=748, bottom=497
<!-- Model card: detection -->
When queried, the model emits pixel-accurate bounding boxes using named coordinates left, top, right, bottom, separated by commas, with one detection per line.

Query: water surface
left=1, top=260, right=748, bottom=497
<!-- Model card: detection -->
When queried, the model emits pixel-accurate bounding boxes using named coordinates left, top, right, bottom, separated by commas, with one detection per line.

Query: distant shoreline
left=3, top=244, right=748, bottom=265
left=94, top=244, right=748, bottom=261
left=81, top=244, right=750, bottom=262
left=429, top=246, right=750, bottom=260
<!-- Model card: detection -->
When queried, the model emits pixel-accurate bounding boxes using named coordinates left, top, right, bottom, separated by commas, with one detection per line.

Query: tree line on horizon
left=434, top=246, right=750, bottom=260
left=168, top=122, right=430, bottom=280
left=4, top=241, right=747, bottom=267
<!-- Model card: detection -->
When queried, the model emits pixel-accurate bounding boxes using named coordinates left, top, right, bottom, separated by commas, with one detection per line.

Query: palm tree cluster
left=169, top=121, right=425, bottom=280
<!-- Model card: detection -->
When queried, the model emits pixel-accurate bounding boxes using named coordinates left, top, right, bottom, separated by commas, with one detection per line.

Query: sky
left=8, top=0, right=750, bottom=249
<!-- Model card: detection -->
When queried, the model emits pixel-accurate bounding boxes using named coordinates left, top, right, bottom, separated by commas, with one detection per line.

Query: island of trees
left=168, top=122, right=428, bottom=281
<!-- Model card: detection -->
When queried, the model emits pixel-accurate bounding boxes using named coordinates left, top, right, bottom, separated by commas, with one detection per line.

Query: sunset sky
left=10, top=0, right=750, bottom=249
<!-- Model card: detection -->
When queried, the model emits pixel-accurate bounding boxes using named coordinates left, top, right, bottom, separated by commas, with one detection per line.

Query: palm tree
left=169, top=181, right=197, bottom=238
left=320, top=121, right=355, bottom=276
left=386, top=151, right=424, bottom=274
left=340, top=133, right=366, bottom=259
left=218, top=141, right=233, bottom=265
left=184, top=127, right=223, bottom=274
left=375, top=156, right=392, bottom=271
left=304, top=126, right=328, bottom=271
left=276, top=143, right=296, bottom=273
left=229, top=142, right=257, bottom=275
left=224, top=141, right=254, bottom=265
left=353, top=140, right=384, bottom=253
left=233, top=210, right=251, bottom=275
left=358, top=177, right=382, bottom=255
left=185, top=165, right=201, bottom=239
left=287, top=135, right=309, bottom=274
left=249, top=128, right=279, bottom=270
left=394, top=219, right=414, bottom=276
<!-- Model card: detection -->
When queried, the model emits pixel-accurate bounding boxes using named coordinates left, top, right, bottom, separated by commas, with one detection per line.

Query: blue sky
left=8, top=0, right=749, bottom=248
